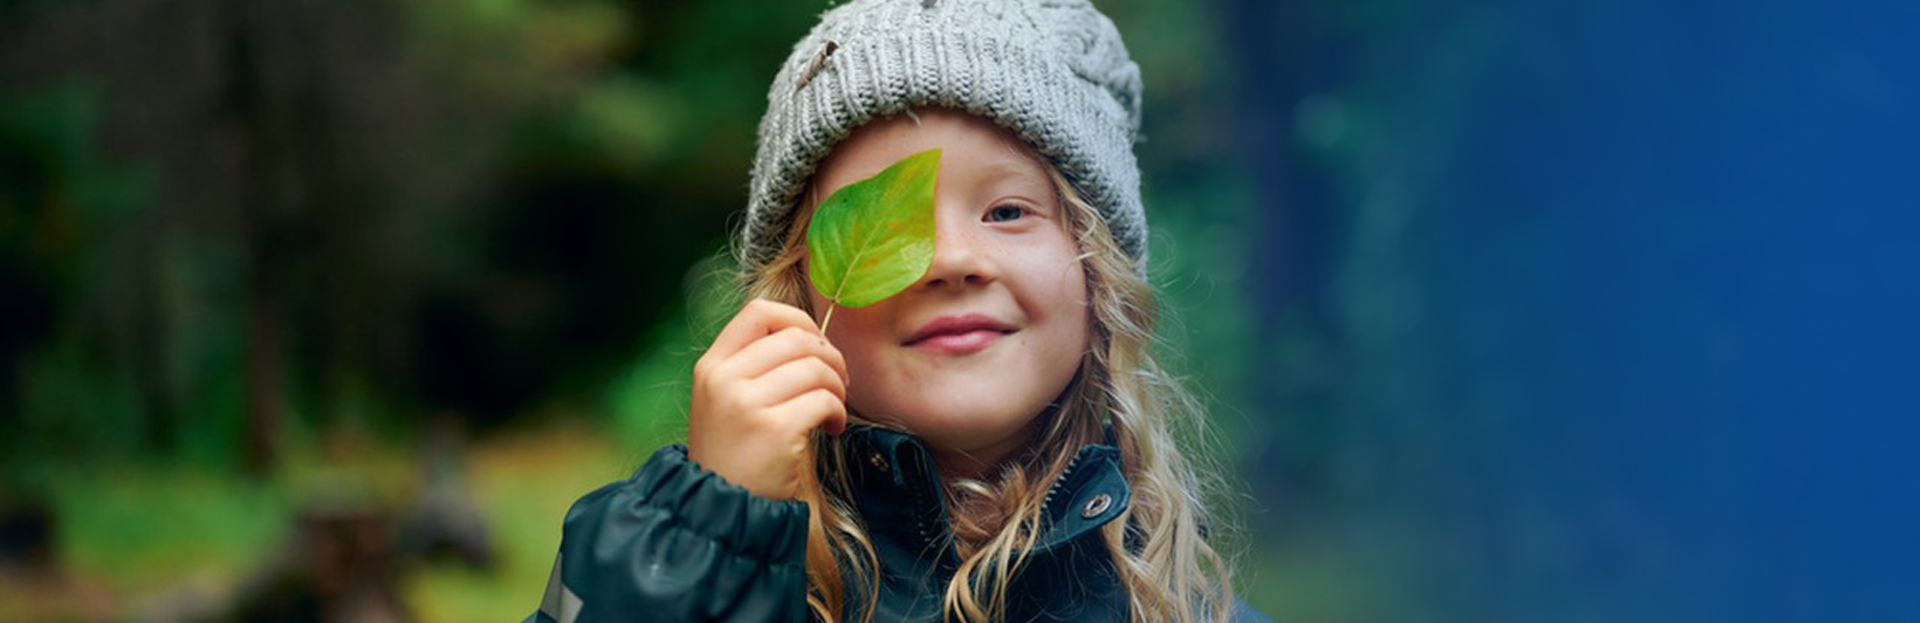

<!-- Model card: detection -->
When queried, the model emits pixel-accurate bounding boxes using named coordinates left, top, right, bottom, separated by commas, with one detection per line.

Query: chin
left=864, top=399, right=1040, bottom=455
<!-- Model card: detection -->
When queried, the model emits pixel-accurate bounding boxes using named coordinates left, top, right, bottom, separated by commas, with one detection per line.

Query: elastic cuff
left=616, top=444, right=809, bottom=561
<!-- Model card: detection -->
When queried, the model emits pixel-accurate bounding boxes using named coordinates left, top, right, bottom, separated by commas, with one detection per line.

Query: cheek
left=1062, top=274, right=1092, bottom=353
left=1015, top=248, right=1092, bottom=357
left=1033, top=246, right=1090, bottom=319
left=816, top=297, right=892, bottom=376
left=833, top=311, right=904, bottom=419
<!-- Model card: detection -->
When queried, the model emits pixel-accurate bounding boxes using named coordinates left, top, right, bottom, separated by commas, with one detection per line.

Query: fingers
left=725, top=326, right=849, bottom=385
left=748, top=356, right=847, bottom=407
left=692, top=298, right=851, bottom=442
left=771, top=388, right=848, bottom=436
left=705, top=299, right=820, bottom=360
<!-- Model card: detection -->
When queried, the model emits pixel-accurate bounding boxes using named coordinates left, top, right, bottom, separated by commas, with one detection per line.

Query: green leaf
left=806, top=148, right=940, bottom=315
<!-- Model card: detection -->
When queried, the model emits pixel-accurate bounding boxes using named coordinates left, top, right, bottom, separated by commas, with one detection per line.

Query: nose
left=917, top=216, right=997, bottom=290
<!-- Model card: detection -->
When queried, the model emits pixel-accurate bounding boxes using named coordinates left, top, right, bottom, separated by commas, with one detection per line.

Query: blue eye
left=985, top=205, right=1027, bottom=222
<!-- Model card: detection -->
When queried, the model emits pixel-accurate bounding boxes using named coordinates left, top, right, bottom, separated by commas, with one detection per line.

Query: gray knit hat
left=740, top=0, right=1146, bottom=271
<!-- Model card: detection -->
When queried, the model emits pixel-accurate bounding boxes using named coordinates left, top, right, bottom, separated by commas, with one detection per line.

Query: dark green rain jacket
left=523, top=425, right=1274, bottom=622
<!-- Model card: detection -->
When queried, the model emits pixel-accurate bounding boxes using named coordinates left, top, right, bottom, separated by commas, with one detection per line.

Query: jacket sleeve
left=525, top=444, right=811, bottom=623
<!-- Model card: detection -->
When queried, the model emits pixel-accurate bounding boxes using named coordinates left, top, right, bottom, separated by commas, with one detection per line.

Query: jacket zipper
left=1040, top=445, right=1098, bottom=517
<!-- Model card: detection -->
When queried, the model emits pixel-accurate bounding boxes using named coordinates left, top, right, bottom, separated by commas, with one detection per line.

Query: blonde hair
left=737, top=165, right=1236, bottom=623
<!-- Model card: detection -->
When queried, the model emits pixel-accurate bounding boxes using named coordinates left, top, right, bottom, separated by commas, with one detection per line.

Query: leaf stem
left=819, top=303, right=838, bottom=334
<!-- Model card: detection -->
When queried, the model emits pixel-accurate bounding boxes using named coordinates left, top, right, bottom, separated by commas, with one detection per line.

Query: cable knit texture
left=742, top=0, right=1146, bottom=272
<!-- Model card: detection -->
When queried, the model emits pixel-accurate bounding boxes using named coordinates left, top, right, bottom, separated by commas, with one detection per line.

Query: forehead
left=814, top=108, right=1049, bottom=196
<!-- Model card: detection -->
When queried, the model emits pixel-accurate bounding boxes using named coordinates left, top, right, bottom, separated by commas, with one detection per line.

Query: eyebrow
left=975, top=157, right=1050, bottom=192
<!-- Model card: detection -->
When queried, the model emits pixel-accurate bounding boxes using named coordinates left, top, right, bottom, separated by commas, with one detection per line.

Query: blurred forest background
left=4, top=0, right=1917, bottom=622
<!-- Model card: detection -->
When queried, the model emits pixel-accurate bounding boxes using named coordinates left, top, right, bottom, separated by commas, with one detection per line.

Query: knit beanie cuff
left=742, top=0, right=1146, bottom=272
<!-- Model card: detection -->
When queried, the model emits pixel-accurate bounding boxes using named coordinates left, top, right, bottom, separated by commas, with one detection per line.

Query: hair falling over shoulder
left=736, top=169, right=1237, bottom=623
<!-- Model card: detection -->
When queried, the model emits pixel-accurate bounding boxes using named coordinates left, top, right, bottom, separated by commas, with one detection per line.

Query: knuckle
left=748, top=298, right=786, bottom=316
left=809, top=358, right=841, bottom=385
left=810, top=387, right=843, bottom=409
left=774, top=326, right=811, bottom=343
left=762, top=299, right=797, bottom=316
left=822, top=352, right=848, bottom=379
left=782, top=330, right=823, bottom=355
left=698, top=356, right=735, bottom=383
left=818, top=340, right=845, bottom=362
left=737, top=403, right=777, bottom=433
left=729, top=302, right=765, bottom=328
left=774, top=303, right=815, bottom=327
left=738, top=381, right=773, bottom=408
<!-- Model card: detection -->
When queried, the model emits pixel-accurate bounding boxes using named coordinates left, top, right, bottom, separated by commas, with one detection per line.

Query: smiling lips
left=904, top=313, right=1017, bottom=355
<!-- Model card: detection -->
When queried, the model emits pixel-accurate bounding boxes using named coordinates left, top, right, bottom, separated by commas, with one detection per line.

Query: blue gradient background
left=1325, top=0, right=1920, bottom=619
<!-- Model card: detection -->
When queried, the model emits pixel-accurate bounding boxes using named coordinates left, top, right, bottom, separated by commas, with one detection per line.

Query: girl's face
left=806, top=108, right=1090, bottom=477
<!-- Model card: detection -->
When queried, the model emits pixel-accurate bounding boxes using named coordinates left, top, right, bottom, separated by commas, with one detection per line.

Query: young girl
left=528, top=1, right=1271, bottom=621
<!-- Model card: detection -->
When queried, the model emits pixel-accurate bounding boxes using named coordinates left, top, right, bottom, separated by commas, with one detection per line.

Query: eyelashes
left=984, top=204, right=1030, bottom=223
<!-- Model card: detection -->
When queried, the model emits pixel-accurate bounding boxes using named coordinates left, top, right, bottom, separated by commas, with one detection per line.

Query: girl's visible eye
left=985, top=204, right=1029, bottom=223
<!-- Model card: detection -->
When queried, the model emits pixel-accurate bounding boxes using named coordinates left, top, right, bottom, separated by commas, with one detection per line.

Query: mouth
left=904, top=313, right=1017, bottom=354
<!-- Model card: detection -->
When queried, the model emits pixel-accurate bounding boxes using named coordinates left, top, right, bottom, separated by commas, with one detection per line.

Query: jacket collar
left=839, top=425, right=1132, bottom=561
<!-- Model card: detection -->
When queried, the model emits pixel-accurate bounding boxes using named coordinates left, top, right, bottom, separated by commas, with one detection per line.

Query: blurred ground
left=1, top=420, right=636, bottom=623
left=2, top=417, right=1396, bottom=622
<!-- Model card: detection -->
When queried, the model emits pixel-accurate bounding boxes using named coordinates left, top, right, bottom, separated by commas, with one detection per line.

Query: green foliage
left=406, top=424, right=630, bottom=623
left=603, top=252, right=738, bottom=452
left=602, top=324, right=700, bottom=452
left=1, top=83, right=159, bottom=493
left=0, top=0, right=1379, bottom=616
left=806, top=149, right=941, bottom=325
left=51, top=463, right=289, bottom=592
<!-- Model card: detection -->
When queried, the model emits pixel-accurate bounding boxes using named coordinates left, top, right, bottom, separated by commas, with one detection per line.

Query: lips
left=904, top=313, right=1017, bottom=354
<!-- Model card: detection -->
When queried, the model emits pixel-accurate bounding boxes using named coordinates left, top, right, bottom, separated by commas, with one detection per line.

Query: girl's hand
left=687, top=298, right=850, bottom=501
